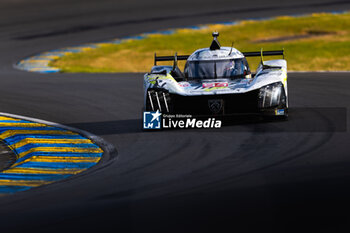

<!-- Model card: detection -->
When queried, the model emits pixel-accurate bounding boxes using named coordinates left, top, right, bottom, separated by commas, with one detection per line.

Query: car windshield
left=185, top=58, right=247, bottom=79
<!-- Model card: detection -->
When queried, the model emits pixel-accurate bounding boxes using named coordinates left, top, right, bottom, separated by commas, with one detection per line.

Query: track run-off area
left=0, top=0, right=349, bottom=232
left=15, top=11, right=349, bottom=74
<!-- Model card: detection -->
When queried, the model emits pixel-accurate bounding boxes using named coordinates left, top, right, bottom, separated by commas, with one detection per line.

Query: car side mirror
left=244, top=67, right=252, bottom=78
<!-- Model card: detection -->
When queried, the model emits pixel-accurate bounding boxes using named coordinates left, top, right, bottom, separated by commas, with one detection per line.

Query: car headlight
left=258, top=82, right=286, bottom=108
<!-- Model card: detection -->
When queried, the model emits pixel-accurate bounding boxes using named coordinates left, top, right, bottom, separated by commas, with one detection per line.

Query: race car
left=143, top=32, right=288, bottom=118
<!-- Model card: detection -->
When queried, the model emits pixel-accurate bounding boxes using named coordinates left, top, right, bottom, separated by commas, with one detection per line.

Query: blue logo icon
left=275, top=109, right=285, bottom=116
left=143, top=110, right=162, bottom=129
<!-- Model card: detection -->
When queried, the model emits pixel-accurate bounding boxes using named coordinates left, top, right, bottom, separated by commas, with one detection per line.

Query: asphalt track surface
left=0, top=0, right=349, bottom=232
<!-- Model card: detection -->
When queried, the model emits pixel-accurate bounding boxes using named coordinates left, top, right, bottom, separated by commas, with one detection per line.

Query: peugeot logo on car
left=208, top=99, right=223, bottom=114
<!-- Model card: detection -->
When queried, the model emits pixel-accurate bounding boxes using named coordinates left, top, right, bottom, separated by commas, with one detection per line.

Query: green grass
left=50, top=12, right=350, bottom=72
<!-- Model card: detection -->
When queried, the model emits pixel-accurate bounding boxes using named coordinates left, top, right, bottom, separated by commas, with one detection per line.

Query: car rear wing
left=243, top=49, right=284, bottom=59
left=154, top=53, right=189, bottom=65
left=154, top=49, right=284, bottom=65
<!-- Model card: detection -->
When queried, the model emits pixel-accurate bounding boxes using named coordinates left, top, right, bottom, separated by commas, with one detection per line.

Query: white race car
left=144, top=32, right=288, bottom=118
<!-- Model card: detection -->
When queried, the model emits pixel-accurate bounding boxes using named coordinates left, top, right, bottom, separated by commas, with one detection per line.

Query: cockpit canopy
left=185, top=57, right=250, bottom=79
left=184, top=45, right=249, bottom=79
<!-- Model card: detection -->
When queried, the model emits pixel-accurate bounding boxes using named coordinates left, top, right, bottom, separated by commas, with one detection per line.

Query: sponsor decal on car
left=215, top=82, right=229, bottom=87
left=179, top=82, right=190, bottom=87
left=275, top=109, right=285, bottom=115
left=202, top=82, right=228, bottom=88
